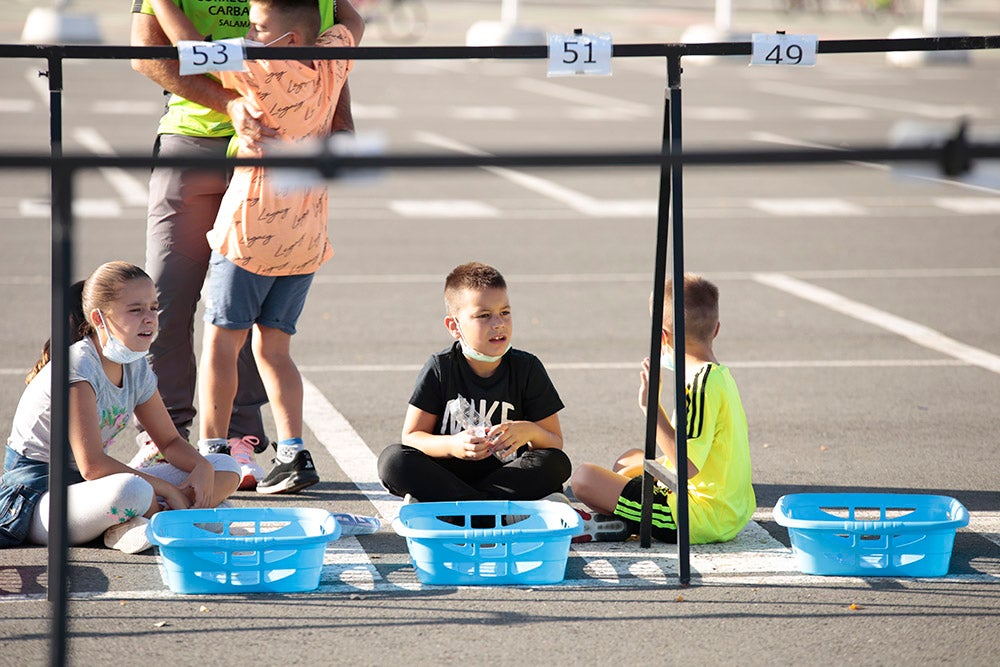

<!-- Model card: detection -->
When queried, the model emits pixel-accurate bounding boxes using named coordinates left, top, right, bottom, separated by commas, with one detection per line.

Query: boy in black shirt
left=377, top=262, right=571, bottom=501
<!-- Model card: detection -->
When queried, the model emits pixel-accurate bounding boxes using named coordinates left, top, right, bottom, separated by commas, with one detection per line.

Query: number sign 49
left=547, top=32, right=613, bottom=77
left=750, top=33, right=817, bottom=67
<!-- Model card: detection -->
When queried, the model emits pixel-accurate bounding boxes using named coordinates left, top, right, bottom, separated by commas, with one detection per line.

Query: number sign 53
left=178, top=38, right=246, bottom=76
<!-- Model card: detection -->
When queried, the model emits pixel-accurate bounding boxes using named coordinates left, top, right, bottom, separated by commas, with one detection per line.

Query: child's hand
left=486, top=422, right=526, bottom=459
left=226, top=98, right=276, bottom=149
left=178, top=461, right=216, bottom=508
left=452, top=431, right=493, bottom=461
left=159, top=484, right=192, bottom=511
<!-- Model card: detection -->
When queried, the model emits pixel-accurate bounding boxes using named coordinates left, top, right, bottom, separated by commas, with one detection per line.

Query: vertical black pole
left=640, top=55, right=673, bottom=549
left=667, top=56, right=691, bottom=587
left=47, top=49, right=71, bottom=667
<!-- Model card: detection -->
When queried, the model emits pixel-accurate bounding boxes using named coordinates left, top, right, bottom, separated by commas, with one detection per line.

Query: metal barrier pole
left=667, top=55, right=691, bottom=586
left=640, top=55, right=673, bottom=549
left=640, top=53, right=690, bottom=586
left=45, top=47, right=71, bottom=667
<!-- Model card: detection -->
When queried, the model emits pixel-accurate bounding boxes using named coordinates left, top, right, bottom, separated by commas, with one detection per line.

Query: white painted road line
left=18, top=198, right=121, bottom=218
left=514, top=77, right=652, bottom=119
left=302, top=377, right=403, bottom=526
left=389, top=199, right=499, bottom=217
left=751, top=81, right=983, bottom=120
left=755, top=273, right=1000, bottom=375
left=72, top=127, right=149, bottom=207
left=415, top=131, right=657, bottom=218
left=750, top=198, right=866, bottom=217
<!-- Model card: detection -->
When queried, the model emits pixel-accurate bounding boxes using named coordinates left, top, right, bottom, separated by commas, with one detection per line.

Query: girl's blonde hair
left=26, top=262, right=151, bottom=384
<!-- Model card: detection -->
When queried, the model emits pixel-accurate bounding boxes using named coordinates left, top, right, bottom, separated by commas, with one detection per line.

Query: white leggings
left=27, top=453, right=241, bottom=546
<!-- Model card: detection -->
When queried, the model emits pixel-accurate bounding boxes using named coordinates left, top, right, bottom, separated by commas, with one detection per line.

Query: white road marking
left=933, top=197, right=1000, bottom=214
left=72, top=127, right=149, bottom=207
left=972, top=511, right=1000, bottom=548
left=90, top=100, right=164, bottom=116
left=389, top=199, right=499, bottom=217
left=301, top=377, right=402, bottom=525
left=751, top=131, right=1000, bottom=195
left=798, top=106, right=872, bottom=121
left=5, top=268, right=997, bottom=290
left=752, top=81, right=983, bottom=120
left=352, top=103, right=399, bottom=119
left=755, top=273, right=1000, bottom=375
left=23, top=68, right=49, bottom=104
left=0, top=99, right=34, bottom=113
left=684, top=107, right=754, bottom=122
left=750, top=198, right=866, bottom=217
left=449, top=106, right=519, bottom=121
left=296, top=359, right=969, bottom=374
left=415, top=131, right=657, bottom=218
left=514, top=77, right=652, bottom=119
left=19, top=198, right=121, bottom=218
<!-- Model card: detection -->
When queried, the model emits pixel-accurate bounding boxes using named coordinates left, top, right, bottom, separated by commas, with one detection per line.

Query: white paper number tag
left=751, top=33, right=818, bottom=67
left=178, top=38, right=245, bottom=76
left=547, top=32, right=612, bottom=77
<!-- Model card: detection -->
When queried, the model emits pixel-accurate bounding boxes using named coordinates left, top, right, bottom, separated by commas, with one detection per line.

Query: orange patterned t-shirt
left=210, top=25, right=355, bottom=276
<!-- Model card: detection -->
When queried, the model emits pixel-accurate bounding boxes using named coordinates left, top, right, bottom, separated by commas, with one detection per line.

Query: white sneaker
left=228, top=436, right=265, bottom=490
left=103, top=516, right=152, bottom=554
left=540, top=491, right=572, bottom=505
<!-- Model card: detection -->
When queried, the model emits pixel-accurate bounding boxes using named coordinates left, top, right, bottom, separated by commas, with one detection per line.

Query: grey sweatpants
left=145, top=133, right=268, bottom=442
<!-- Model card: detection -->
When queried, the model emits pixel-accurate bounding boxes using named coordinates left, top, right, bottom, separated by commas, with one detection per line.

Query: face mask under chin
left=96, top=309, right=148, bottom=365
left=455, top=321, right=510, bottom=363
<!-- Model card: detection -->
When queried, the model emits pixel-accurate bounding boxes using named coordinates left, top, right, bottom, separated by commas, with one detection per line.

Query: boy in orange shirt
left=149, top=0, right=363, bottom=493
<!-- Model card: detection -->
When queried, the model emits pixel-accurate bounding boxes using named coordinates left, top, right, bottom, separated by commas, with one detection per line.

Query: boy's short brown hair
left=254, top=0, right=321, bottom=43
left=444, top=262, right=507, bottom=314
left=660, top=273, right=719, bottom=343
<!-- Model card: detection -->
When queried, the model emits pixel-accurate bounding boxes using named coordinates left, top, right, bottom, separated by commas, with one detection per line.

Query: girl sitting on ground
left=0, top=261, right=240, bottom=554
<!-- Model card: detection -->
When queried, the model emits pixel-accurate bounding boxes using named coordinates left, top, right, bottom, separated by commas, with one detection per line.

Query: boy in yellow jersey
left=570, top=273, right=755, bottom=543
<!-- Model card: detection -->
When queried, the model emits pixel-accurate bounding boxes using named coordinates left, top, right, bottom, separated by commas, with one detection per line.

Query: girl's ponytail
left=25, top=280, right=87, bottom=384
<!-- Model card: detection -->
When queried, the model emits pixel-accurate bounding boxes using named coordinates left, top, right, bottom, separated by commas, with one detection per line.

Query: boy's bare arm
left=335, top=0, right=366, bottom=45
left=639, top=357, right=700, bottom=477
left=327, top=1, right=365, bottom=134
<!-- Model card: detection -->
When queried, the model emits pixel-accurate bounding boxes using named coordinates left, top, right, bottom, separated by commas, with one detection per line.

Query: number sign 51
left=751, top=33, right=818, bottom=67
left=547, top=31, right=613, bottom=77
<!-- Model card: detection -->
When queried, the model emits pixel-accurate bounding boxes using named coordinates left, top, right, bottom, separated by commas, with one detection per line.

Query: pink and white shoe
left=229, top=436, right=265, bottom=490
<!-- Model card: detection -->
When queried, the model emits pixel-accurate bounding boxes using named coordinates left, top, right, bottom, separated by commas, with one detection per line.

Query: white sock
left=276, top=439, right=304, bottom=463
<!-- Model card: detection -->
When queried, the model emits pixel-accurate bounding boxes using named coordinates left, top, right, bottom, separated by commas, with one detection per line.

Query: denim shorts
left=204, top=251, right=315, bottom=335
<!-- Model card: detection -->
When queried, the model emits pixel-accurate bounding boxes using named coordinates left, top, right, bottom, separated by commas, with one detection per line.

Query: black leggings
left=377, top=444, right=572, bottom=502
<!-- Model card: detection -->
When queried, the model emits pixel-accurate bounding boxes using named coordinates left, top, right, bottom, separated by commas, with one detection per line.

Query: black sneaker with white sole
left=255, top=450, right=320, bottom=495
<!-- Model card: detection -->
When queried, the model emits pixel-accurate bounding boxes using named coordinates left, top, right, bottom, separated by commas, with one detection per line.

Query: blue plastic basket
left=392, top=500, right=583, bottom=586
left=147, top=507, right=340, bottom=594
left=773, top=493, right=969, bottom=577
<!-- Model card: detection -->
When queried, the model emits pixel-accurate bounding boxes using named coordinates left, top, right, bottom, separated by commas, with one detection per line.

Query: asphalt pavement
left=1, top=1, right=999, bottom=666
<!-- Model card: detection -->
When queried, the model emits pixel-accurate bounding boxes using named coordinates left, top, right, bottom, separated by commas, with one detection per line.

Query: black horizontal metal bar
left=1, top=34, right=997, bottom=61
left=0, top=142, right=996, bottom=172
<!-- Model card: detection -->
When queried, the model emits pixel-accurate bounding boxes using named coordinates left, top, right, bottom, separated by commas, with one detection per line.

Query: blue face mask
left=455, top=321, right=510, bottom=363
left=660, top=348, right=675, bottom=372
left=97, top=309, right=147, bottom=365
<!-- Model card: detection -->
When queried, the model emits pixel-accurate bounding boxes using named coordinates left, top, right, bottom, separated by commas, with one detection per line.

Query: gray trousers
left=145, top=133, right=267, bottom=443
